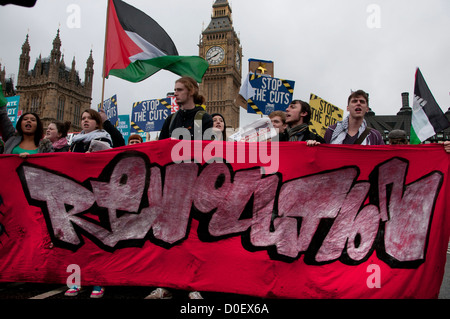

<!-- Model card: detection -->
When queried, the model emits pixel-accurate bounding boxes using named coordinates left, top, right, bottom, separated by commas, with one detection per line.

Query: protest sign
left=131, top=98, right=172, bottom=133
left=117, top=115, right=131, bottom=143
left=6, top=96, right=20, bottom=128
left=98, top=95, right=119, bottom=127
left=169, top=96, right=179, bottom=114
left=309, top=94, right=344, bottom=137
left=246, top=75, right=295, bottom=115
left=0, top=141, right=449, bottom=299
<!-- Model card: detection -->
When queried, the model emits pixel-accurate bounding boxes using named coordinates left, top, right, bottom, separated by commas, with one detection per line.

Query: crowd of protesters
left=1, top=77, right=450, bottom=299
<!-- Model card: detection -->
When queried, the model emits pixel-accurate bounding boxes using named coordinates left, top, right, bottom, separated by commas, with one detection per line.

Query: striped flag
left=410, top=68, right=450, bottom=144
left=104, top=0, right=209, bottom=83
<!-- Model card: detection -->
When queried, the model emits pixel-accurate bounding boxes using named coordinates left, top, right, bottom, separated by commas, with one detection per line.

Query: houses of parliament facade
left=2, top=29, right=93, bottom=132
left=1, top=0, right=449, bottom=143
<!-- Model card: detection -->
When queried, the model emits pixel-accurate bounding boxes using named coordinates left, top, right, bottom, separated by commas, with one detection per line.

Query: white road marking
left=29, top=286, right=67, bottom=299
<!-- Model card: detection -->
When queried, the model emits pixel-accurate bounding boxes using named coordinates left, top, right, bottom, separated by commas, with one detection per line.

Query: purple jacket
left=324, top=124, right=385, bottom=145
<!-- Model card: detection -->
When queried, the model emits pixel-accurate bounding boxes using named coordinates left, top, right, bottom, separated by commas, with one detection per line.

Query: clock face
left=206, top=46, right=225, bottom=65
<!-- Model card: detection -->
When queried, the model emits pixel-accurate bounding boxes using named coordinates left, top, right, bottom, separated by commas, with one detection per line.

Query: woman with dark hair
left=65, top=109, right=113, bottom=299
left=0, top=105, right=52, bottom=155
left=211, top=113, right=227, bottom=141
left=69, top=109, right=112, bottom=153
left=45, top=120, right=71, bottom=152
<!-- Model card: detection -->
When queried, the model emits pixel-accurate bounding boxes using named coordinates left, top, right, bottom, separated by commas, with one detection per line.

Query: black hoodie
left=159, top=106, right=213, bottom=141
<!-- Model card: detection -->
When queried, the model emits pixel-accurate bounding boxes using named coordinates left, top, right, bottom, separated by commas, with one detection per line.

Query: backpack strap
left=168, top=111, right=179, bottom=136
left=354, top=127, right=371, bottom=145
left=194, top=110, right=206, bottom=139
left=169, top=109, right=206, bottom=138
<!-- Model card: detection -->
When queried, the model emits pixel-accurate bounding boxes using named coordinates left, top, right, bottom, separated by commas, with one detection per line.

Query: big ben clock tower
left=199, top=0, right=242, bottom=129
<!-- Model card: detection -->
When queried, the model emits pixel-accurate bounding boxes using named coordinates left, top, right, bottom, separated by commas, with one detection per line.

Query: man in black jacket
left=159, top=77, right=213, bottom=141
left=151, top=76, right=213, bottom=300
left=279, top=100, right=325, bottom=144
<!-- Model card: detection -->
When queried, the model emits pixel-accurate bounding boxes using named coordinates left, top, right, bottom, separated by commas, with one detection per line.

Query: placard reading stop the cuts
left=247, top=75, right=295, bottom=115
left=131, top=98, right=173, bottom=133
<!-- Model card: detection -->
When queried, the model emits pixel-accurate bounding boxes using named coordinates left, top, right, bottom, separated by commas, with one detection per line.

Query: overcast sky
left=1, top=0, right=449, bottom=127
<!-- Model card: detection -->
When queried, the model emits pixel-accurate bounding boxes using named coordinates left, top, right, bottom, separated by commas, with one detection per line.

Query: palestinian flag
left=410, top=68, right=450, bottom=144
left=104, top=0, right=208, bottom=83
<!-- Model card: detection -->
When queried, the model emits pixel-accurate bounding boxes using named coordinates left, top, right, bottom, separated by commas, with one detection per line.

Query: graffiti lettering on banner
left=19, top=155, right=443, bottom=264
left=309, top=94, right=344, bottom=138
left=247, top=75, right=295, bottom=115
left=131, top=98, right=172, bottom=133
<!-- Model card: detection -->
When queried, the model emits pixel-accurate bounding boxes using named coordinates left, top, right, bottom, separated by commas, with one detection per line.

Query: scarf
left=287, top=123, right=309, bottom=142
left=330, top=116, right=369, bottom=145
left=52, top=137, right=68, bottom=150
left=71, top=129, right=112, bottom=145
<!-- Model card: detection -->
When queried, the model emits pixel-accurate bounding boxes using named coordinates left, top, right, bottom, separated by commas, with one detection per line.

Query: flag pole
left=100, top=0, right=111, bottom=110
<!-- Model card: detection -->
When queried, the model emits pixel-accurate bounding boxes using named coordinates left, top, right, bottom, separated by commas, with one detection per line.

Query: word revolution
left=19, top=152, right=442, bottom=267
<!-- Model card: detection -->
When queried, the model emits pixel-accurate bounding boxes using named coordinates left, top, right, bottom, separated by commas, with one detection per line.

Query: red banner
left=0, top=139, right=449, bottom=299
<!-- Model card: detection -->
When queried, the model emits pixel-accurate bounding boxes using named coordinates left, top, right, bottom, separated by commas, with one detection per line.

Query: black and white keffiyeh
left=71, top=129, right=112, bottom=145
left=330, top=116, right=369, bottom=145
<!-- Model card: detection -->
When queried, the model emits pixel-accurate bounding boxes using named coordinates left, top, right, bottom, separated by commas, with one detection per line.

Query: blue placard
left=247, top=75, right=295, bottom=115
left=99, top=95, right=119, bottom=127
left=117, top=114, right=131, bottom=143
left=130, top=98, right=172, bottom=133
left=6, top=96, right=20, bottom=128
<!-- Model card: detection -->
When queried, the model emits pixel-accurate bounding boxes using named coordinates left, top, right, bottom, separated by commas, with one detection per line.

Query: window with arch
left=74, top=102, right=81, bottom=125
left=31, top=95, right=40, bottom=114
left=57, top=96, right=65, bottom=121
